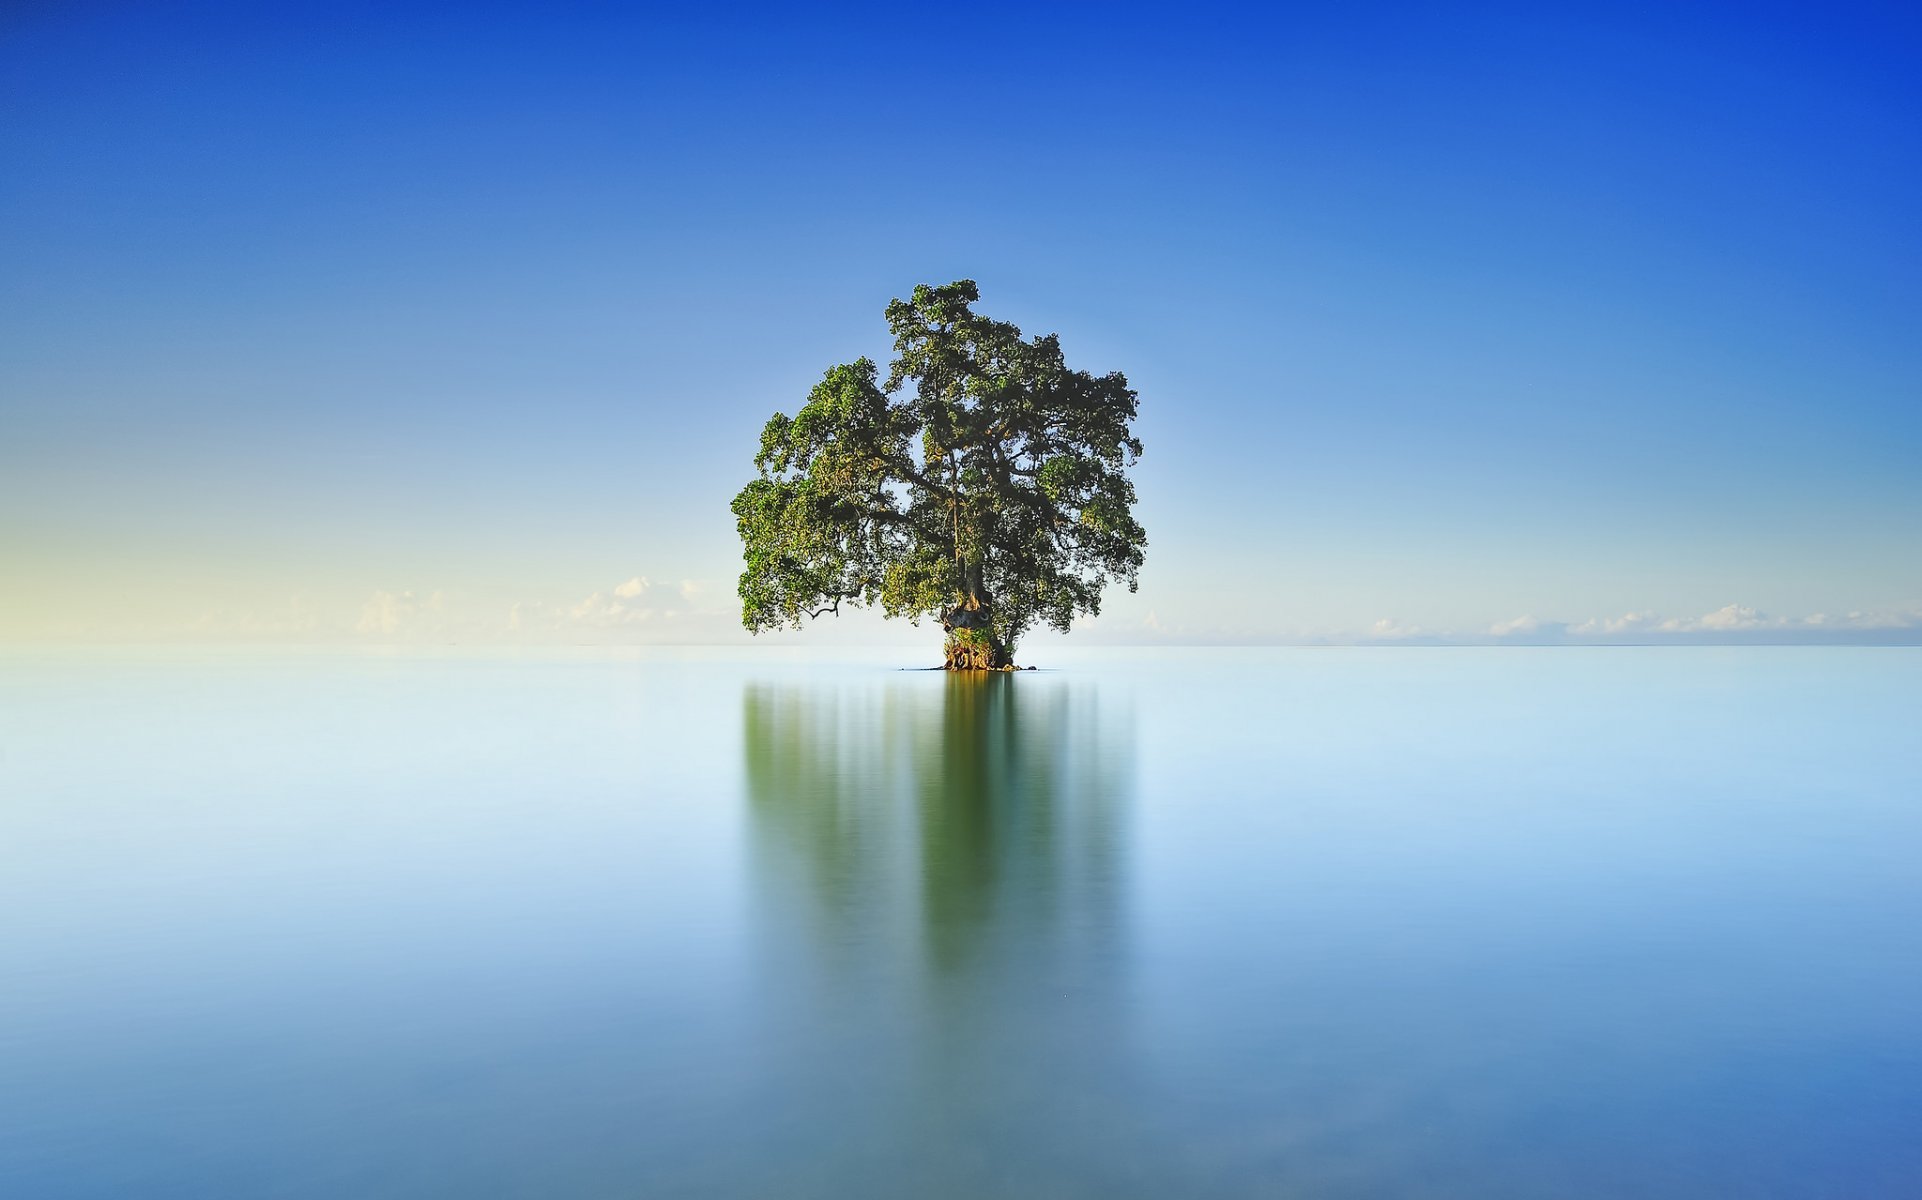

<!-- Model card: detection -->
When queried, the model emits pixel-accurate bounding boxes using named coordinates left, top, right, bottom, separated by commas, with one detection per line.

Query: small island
left=731, top=280, right=1148, bottom=669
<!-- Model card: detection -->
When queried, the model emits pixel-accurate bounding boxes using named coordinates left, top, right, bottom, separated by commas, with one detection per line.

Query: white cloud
left=356, top=589, right=447, bottom=636
left=1368, top=618, right=1425, bottom=640
left=569, top=588, right=654, bottom=626
left=1561, top=605, right=1922, bottom=642
left=190, top=597, right=323, bottom=639
left=1570, top=611, right=1664, bottom=636
left=1793, top=610, right=1922, bottom=630
left=548, top=576, right=723, bottom=631
left=1667, top=603, right=1772, bottom=632
left=1488, top=615, right=1574, bottom=642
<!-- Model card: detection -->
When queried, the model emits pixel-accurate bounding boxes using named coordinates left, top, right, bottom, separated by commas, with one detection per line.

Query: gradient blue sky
left=4, top=1, right=1919, bottom=644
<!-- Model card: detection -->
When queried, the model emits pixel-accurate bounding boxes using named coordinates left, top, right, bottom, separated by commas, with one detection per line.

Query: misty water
left=3, top=647, right=1920, bottom=1197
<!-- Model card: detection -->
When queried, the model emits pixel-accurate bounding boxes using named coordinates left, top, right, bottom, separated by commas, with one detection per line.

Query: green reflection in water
left=739, top=672, right=1141, bottom=1191
left=743, top=672, right=1133, bottom=979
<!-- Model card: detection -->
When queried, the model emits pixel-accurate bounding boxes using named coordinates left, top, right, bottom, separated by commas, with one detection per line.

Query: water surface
left=2, top=648, right=1919, bottom=1196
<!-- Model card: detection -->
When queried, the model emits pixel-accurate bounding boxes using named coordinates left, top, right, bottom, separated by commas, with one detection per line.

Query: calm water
left=2, top=647, right=1919, bottom=1197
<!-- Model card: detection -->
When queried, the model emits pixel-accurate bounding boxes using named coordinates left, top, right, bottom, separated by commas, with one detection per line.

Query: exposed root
left=942, top=627, right=1014, bottom=671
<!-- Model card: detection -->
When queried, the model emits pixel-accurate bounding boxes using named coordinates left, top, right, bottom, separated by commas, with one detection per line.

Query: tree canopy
left=731, top=281, right=1147, bottom=668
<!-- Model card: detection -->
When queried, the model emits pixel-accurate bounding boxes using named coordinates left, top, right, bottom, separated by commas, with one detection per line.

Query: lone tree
left=731, top=280, right=1146, bottom=669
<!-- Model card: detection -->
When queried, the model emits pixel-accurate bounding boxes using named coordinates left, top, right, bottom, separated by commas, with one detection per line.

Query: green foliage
left=732, top=281, right=1147, bottom=660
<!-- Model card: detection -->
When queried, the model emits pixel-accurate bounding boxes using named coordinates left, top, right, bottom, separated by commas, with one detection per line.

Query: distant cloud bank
left=165, top=575, right=730, bottom=645
left=1469, top=605, right=1922, bottom=646
left=561, top=576, right=705, bottom=628
left=1072, top=604, right=1922, bottom=647
left=355, top=589, right=449, bottom=637
left=35, top=584, right=1922, bottom=647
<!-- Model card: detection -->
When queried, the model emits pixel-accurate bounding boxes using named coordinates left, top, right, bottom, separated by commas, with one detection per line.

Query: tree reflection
left=739, top=672, right=1140, bottom=1187
left=742, top=672, right=1132, bottom=988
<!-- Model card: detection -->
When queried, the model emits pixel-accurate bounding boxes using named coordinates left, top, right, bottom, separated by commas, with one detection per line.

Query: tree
left=731, top=280, right=1146, bottom=669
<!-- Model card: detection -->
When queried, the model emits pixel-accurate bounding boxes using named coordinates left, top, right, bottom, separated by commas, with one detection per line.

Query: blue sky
left=3, top=1, right=1918, bottom=644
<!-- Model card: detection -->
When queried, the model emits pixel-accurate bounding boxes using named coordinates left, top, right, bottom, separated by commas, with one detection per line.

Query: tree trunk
left=940, top=601, right=1012, bottom=670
